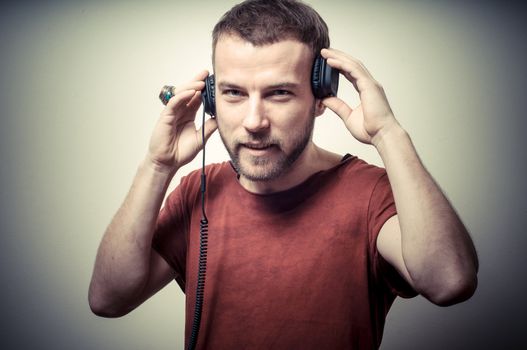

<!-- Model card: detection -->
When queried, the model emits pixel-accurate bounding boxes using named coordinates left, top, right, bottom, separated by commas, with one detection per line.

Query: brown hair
left=212, top=0, right=329, bottom=62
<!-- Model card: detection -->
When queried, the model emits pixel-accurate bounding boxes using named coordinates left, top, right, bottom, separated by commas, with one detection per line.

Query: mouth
left=242, top=142, right=273, bottom=150
left=239, top=142, right=277, bottom=156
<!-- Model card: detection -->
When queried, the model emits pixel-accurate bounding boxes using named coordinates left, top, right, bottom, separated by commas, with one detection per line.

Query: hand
left=320, top=48, right=400, bottom=147
left=147, top=70, right=218, bottom=173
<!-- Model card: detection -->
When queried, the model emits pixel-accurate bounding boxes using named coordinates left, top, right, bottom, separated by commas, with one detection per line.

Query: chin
left=237, top=156, right=286, bottom=182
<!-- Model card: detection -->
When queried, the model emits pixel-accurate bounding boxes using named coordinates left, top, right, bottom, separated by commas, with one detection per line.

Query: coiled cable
left=186, top=109, right=209, bottom=350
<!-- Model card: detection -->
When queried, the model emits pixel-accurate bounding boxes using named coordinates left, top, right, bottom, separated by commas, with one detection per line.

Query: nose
left=242, top=96, right=269, bottom=132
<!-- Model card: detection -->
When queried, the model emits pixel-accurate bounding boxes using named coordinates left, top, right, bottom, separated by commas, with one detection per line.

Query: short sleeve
left=368, top=173, right=417, bottom=298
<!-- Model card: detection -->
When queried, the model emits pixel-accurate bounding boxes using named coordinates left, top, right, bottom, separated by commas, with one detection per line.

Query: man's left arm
left=321, top=48, right=478, bottom=306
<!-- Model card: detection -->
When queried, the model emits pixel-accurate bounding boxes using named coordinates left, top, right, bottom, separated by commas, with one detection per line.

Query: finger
left=197, top=117, right=218, bottom=147
left=164, top=70, right=208, bottom=98
left=322, top=96, right=353, bottom=121
left=321, top=47, right=362, bottom=68
left=321, top=48, right=375, bottom=83
left=177, top=70, right=208, bottom=93
left=187, top=90, right=203, bottom=109
left=326, top=57, right=373, bottom=82
left=192, top=69, right=209, bottom=82
left=321, top=47, right=347, bottom=59
left=321, top=47, right=362, bottom=61
left=172, top=80, right=205, bottom=95
left=162, top=89, right=196, bottom=114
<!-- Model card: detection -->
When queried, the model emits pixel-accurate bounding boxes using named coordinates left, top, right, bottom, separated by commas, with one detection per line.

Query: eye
left=224, top=89, right=242, bottom=97
left=273, top=90, right=290, bottom=96
left=268, top=89, right=293, bottom=101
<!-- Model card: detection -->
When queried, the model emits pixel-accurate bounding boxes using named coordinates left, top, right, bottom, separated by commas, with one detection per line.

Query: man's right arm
left=88, top=161, right=177, bottom=317
left=88, top=71, right=217, bottom=317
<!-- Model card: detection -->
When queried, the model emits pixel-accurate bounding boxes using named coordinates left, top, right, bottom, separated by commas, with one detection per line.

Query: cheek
left=216, top=102, right=244, bottom=127
left=267, top=103, right=314, bottom=129
left=215, top=115, right=240, bottom=148
left=216, top=119, right=232, bottom=139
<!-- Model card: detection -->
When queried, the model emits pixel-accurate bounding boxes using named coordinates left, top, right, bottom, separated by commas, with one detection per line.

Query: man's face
left=214, top=35, right=318, bottom=183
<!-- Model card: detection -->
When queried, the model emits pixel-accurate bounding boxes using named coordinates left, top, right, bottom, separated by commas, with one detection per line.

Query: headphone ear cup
left=311, top=56, right=323, bottom=98
left=202, top=75, right=216, bottom=117
left=311, top=55, right=339, bottom=99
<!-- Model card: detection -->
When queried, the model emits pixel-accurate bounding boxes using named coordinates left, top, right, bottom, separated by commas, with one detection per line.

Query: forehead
left=214, top=35, right=313, bottom=85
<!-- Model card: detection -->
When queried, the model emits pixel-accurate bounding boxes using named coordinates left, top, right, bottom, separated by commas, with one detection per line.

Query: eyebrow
left=217, top=82, right=243, bottom=90
left=266, top=82, right=300, bottom=90
left=217, top=81, right=300, bottom=90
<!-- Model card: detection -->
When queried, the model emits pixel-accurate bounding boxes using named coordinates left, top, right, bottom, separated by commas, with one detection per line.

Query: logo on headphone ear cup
left=202, top=75, right=216, bottom=117
left=311, top=55, right=339, bottom=99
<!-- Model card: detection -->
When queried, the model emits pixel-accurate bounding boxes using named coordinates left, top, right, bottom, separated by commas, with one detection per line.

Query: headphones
left=201, top=55, right=339, bottom=117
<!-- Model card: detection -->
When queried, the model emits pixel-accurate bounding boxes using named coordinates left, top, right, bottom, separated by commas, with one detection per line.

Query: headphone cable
left=187, top=108, right=209, bottom=350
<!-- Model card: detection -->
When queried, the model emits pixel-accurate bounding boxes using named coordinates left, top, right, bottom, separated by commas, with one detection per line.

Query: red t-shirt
left=153, top=155, right=416, bottom=349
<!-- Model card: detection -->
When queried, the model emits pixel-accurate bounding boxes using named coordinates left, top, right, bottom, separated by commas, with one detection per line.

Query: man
left=89, top=0, right=478, bottom=349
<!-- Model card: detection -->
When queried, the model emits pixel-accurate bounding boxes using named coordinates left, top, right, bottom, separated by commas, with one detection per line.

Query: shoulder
left=335, top=155, right=388, bottom=188
left=165, top=161, right=234, bottom=206
left=343, top=155, right=385, bottom=174
left=298, top=155, right=390, bottom=211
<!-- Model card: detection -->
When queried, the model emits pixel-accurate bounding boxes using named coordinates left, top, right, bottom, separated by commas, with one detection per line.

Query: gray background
left=1, top=0, right=525, bottom=348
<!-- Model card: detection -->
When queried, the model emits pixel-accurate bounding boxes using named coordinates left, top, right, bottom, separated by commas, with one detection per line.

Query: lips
left=238, top=142, right=278, bottom=157
left=242, top=143, right=272, bottom=150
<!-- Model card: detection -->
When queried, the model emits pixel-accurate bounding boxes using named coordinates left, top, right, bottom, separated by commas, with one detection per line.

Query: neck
left=239, top=143, right=341, bottom=194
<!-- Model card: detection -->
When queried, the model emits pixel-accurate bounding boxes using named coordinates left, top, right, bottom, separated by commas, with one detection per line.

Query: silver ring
left=159, top=85, right=175, bottom=105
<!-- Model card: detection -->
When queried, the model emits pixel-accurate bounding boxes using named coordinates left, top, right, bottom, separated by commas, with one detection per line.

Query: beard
left=218, top=105, right=316, bottom=182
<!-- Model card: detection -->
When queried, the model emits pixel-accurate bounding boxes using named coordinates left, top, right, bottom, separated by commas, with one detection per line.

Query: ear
left=314, top=99, right=326, bottom=117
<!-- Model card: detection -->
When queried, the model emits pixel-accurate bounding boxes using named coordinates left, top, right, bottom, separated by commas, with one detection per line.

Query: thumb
left=198, top=117, right=218, bottom=147
left=322, top=96, right=353, bottom=122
